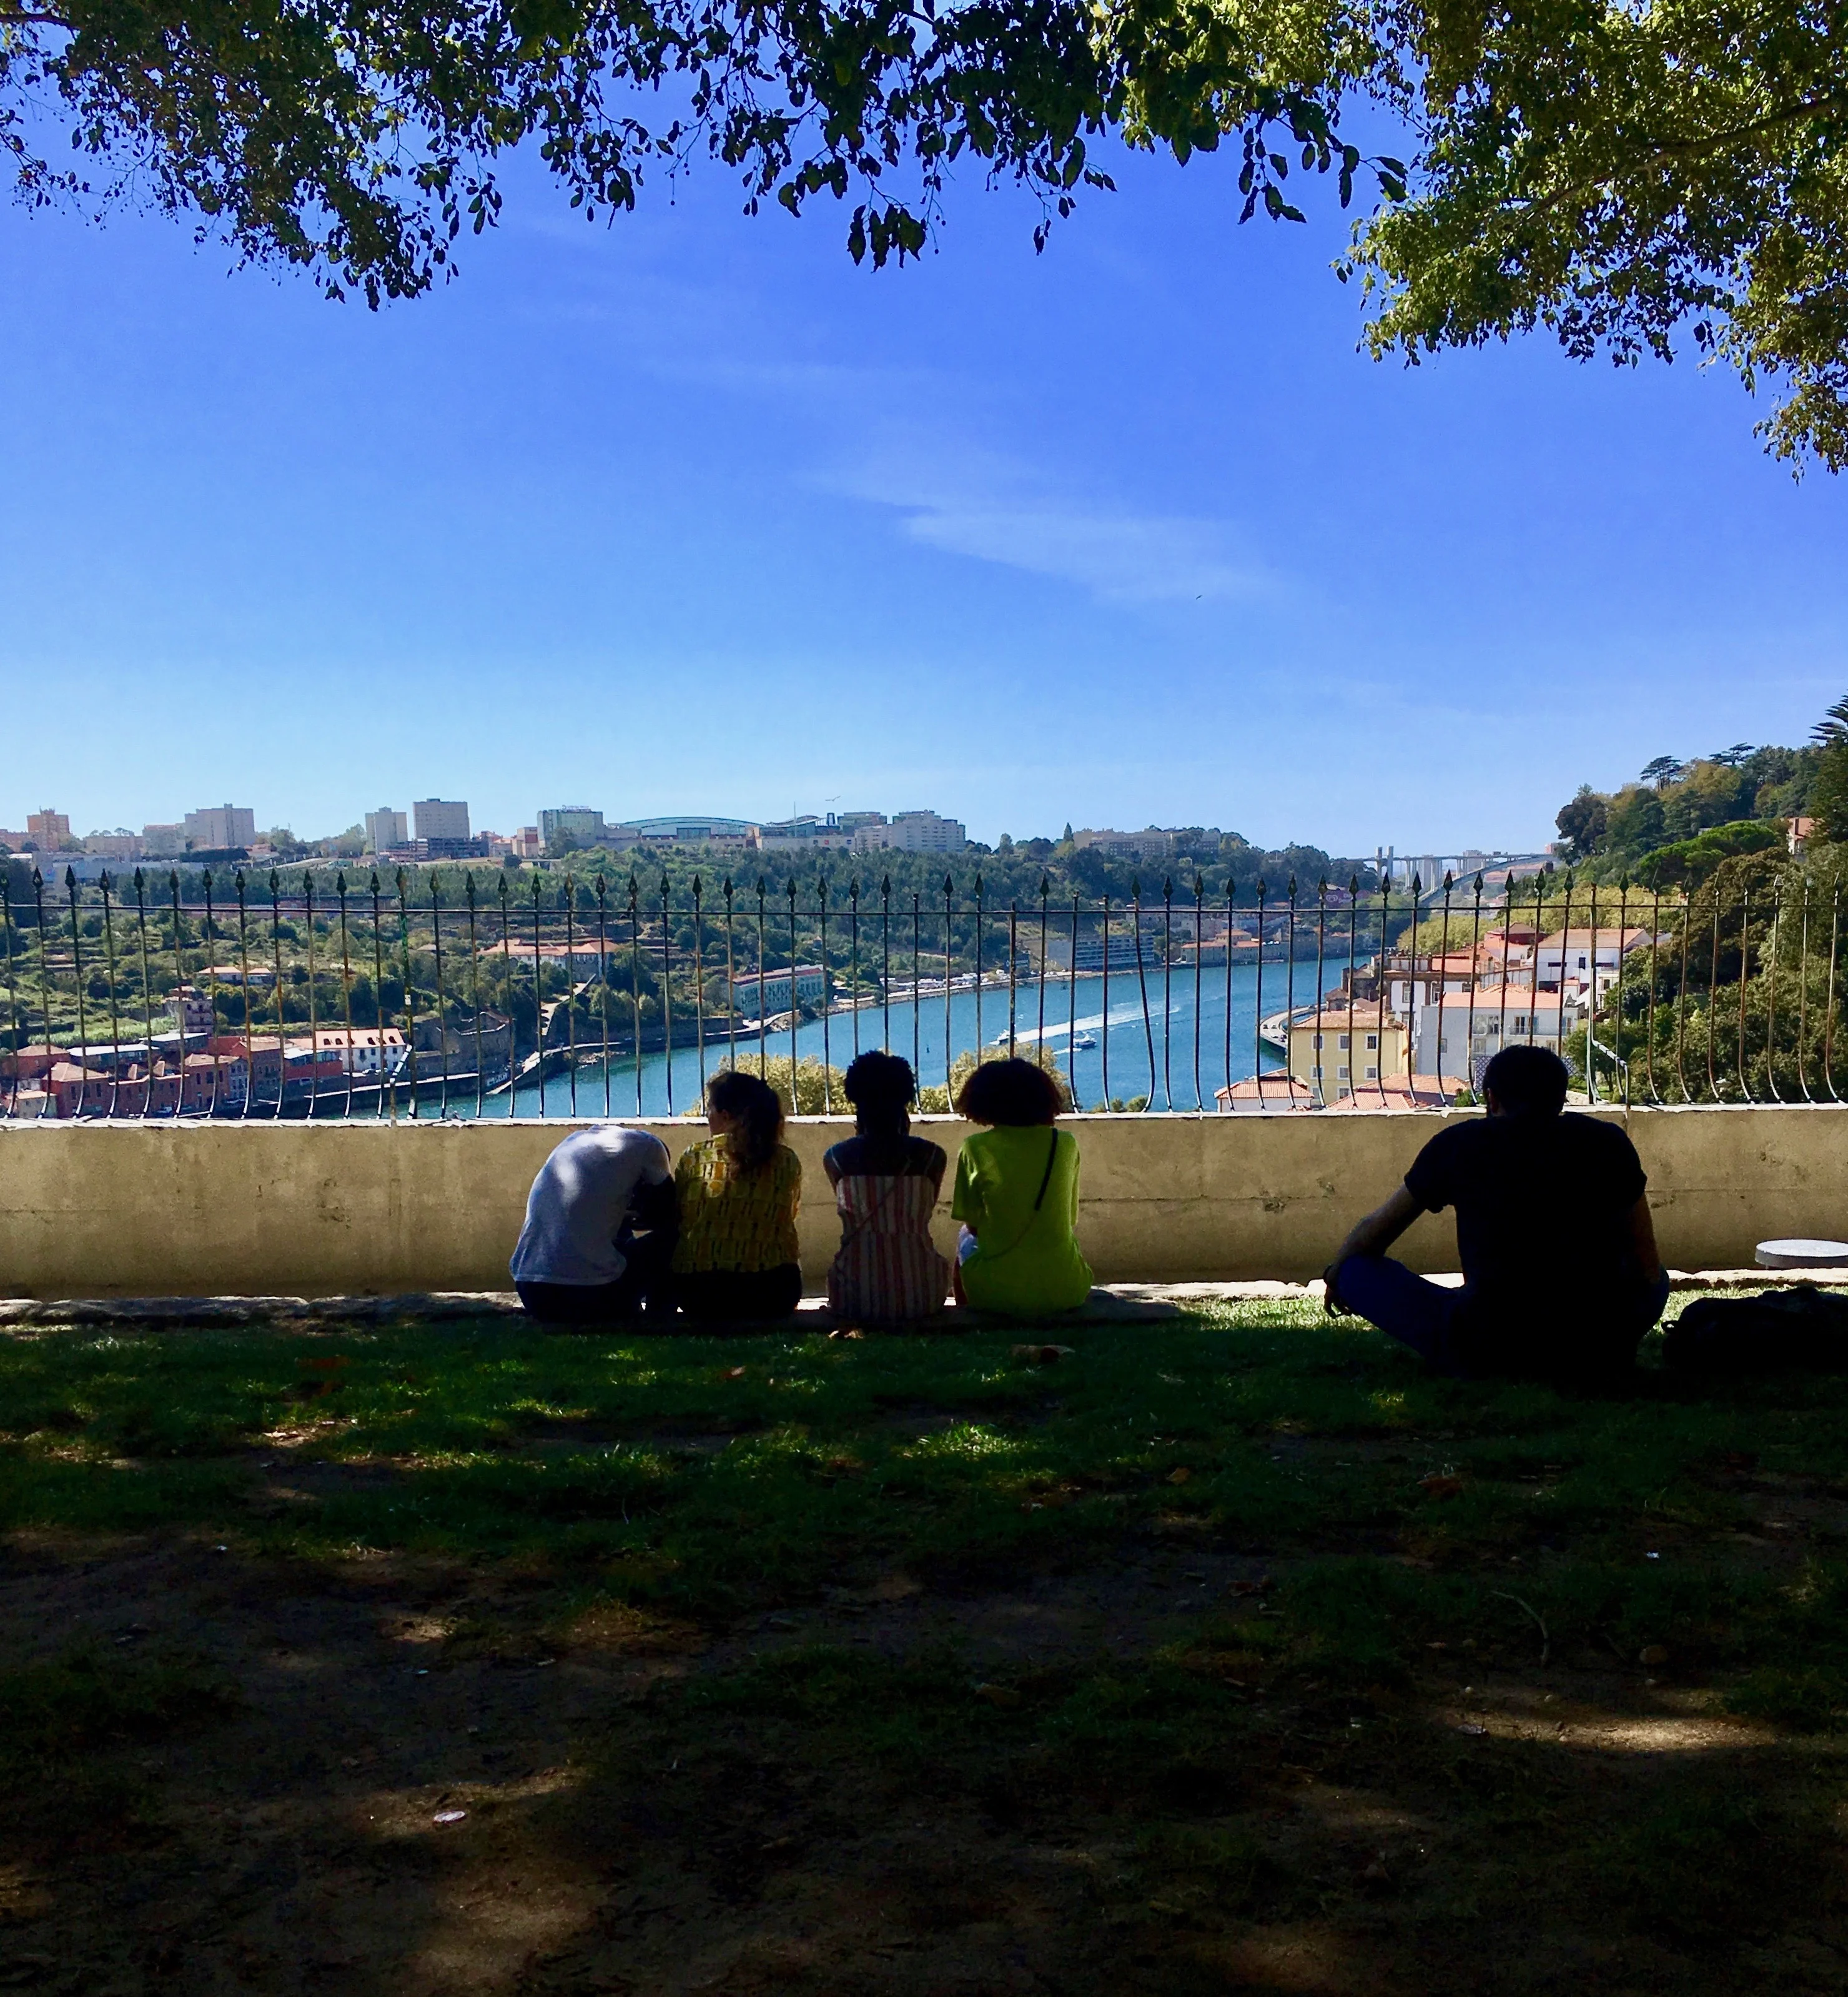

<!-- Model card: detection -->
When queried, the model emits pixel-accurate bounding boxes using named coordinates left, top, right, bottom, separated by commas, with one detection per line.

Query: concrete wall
left=0, top=1107, right=1844, bottom=1299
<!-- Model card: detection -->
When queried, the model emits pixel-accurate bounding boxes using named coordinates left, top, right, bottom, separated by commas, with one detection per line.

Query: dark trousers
left=673, top=1264, right=803, bottom=1322
left=516, top=1229, right=675, bottom=1326
left=1333, top=1255, right=1671, bottom=1384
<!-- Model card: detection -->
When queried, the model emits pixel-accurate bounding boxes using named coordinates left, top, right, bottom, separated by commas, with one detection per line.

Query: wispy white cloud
left=896, top=501, right=1263, bottom=602
left=829, top=431, right=1270, bottom=603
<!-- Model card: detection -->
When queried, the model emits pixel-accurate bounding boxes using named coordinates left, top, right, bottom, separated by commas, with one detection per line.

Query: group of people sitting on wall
left=511, top=1053, right=1092, bottom=1329
left=512, top=1040, right=1670, bottom=1388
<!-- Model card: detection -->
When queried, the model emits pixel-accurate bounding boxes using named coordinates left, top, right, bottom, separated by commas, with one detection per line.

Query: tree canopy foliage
left=1551, top=708, right=1847, bottom=886
left=4, top=0, right=1847, bottom=462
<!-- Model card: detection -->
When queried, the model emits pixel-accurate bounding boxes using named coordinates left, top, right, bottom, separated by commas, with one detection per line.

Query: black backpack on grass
left=1663, top=1286, right=1848, bottom=1376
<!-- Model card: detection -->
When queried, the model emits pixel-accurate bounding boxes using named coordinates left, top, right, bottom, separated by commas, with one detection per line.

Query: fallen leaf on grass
left=1638, top=1644, right=1670, bottom=1667
left=1010, top=1344, right=1073, bottom=1364
left=1166, top=1467, right=1192, bottom=1485
left=1418, top=1474, right=1466, bottom=1499
left=972, top=1683, right=1021, bottom=1708
left=724, top=1367, right=747, bottom=1379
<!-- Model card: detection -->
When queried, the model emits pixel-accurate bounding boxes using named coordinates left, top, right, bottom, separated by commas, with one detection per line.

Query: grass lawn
left=2, top=1298, right=1847, bottom=1994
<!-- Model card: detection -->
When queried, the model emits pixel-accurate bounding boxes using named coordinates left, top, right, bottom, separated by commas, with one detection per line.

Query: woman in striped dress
left=823, top=1053, right=949, bottom=1324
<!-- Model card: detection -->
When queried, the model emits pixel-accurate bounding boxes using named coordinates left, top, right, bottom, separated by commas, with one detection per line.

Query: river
left=438, top=964, right=1297, bottom=1119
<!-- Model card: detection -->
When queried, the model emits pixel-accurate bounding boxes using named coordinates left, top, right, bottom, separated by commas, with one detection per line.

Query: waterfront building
left=1286, top=1008, right=1410, bottom=1104
left=729, top=964, right=828, bottom=1015
left=294, top=1028, right=411, bottom=1076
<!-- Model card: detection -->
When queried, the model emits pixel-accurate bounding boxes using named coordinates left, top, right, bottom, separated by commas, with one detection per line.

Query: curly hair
left=954, top=1056, right=1064, bottom=1127
left=843, top=1050, right=916, bottom=1142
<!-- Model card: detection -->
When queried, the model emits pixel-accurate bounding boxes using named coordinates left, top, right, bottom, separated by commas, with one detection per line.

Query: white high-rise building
left=365, top=808, right=408, bottom=852
left=182, top=804, right=257, bottom=850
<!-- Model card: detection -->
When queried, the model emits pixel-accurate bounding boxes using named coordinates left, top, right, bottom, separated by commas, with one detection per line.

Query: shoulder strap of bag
left=975, top=1130, right=1062, bottom=1267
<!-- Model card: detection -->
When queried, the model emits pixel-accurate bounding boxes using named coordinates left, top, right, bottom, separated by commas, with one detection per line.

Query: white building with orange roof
left=1412, top=984, right=1583, bottom=1086
left=1533, top=927, right=1653, bottom=996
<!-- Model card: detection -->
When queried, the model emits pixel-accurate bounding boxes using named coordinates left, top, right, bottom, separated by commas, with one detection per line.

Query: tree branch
left=1510, top=88, right=1848, bottom=225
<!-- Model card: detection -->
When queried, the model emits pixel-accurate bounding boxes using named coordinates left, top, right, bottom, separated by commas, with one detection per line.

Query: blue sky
left=3, top=136, right=1845, bottom=856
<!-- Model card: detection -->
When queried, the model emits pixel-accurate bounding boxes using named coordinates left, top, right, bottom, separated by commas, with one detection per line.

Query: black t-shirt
left=1404, top=1113, right=1649, bottom=1349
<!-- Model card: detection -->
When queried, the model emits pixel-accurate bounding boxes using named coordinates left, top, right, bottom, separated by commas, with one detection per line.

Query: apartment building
left=365, top=808, right=408, bottom=853
left=184, top=804, right=257, bottom=850
left=852, top=809, right=968, bottom=853
left=539, top=807, right=606, bottom=850
left=1286, top=1008, right=1410, bottom=1103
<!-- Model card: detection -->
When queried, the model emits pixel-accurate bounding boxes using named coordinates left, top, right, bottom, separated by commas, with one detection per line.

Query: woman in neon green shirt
left=951, top=1058, right=1092, bottom=1318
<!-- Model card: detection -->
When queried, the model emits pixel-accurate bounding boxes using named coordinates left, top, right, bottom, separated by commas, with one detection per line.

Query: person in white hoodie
left=510, top=1124, right=677, bottom=1326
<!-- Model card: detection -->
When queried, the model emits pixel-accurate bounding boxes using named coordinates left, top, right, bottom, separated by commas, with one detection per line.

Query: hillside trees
left=1552, top=736, right=1826, bottom=880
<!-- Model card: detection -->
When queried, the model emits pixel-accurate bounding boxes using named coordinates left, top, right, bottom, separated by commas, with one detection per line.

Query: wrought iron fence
left=0, top=858, right=1841, bottom=1119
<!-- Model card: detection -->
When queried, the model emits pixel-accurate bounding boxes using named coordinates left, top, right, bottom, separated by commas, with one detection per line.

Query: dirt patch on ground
left=5, top=1510, right=1847, bottom=1997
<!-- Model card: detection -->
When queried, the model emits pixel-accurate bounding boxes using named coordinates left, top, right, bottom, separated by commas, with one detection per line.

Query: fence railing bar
left=304, top=873, right=322, bottom=1119
left=693, top=874, right=708, bottom=1109
left=1037, top=877, right=1050, bottom=1071
left=398, top=869, right=420, bottom=1119
left=1100, top=890, right=1112, bottom=1108
left=849, top=880, right=862, bottom=1064
left=1007, top=900, right=1019, bottom=1061
left=431, top=873, right=450, bottom=1118
left=724, top=877, right=739, bottom=1079
left=635, top=876, right=648, bottom=1118
left=1764, top=881, right=1782, bottom=1105
left=942, top=875, right=954, bottom=1100
left=468, top=873, right=487, bottom=1119
left=1164, top=880, right=1183, bottom=1112
left=787, top=877, right=801, bottom=1104
left=2, top=873, right=21, bottom=1117
left=64, top=871, right=91, bottom=1117
left=1828, top=885, right=1843, bottom=1104
left=1192, top=875, right=1204, bottom=1112
left=232, top=871, right=252, bottom=1121
left=1252, top=879, right=1266, bottom=1106
left=1067, top=890, right=1080, bottom=1109
left=1224, top=882, right=1236, bottom=1106
left=1736, top=884, right=1752, bottom=1103
left=972, top=876, right=983, bottom=1064
left=1373, top=878, right=1390, bottom=1109
left=1131, top=881, right=1155, bottom=1114
left=1796, top=880, right=1813, bottom=1105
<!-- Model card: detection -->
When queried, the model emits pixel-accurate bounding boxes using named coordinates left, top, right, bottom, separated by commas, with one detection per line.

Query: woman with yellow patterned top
left=671, top=1069, right=804, bottom=1320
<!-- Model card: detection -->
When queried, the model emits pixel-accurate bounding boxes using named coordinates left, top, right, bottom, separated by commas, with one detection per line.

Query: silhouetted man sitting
left=1324, top=1045, right=1668, bottom=1389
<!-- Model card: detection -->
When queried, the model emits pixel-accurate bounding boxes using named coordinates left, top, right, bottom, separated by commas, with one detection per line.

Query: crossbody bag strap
left=974, top=1129, right=1062, bottom=1267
